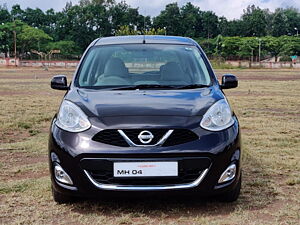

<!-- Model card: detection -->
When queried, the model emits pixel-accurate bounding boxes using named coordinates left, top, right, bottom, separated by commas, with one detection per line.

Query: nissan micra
left=49, top=35, right=241, bottom=203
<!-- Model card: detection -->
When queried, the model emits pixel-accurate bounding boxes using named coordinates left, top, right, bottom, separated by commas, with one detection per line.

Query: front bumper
left=48, top=117, right=241, bottom=197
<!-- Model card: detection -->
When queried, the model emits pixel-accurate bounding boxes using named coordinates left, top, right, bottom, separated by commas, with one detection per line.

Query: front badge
left=138, top=130, right=154, bottom=144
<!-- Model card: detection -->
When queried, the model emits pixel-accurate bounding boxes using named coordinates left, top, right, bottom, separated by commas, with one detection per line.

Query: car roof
left=94, top=35, right=197, bottom=46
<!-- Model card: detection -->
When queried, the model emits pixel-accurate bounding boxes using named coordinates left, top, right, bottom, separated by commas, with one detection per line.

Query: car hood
left=66, top=87, right=223, bottom=118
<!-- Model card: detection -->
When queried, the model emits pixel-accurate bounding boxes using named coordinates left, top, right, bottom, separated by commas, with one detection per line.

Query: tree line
left=0, top=0, right=299, bottom=60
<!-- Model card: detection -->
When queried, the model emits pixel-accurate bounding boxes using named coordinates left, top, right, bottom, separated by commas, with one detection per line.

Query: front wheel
left=52, top=186, right=76, bottom=204
left=217, top=175, right=242, bottom=202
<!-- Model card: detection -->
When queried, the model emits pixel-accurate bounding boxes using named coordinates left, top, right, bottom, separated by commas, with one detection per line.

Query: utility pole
left=255, top=37, right=262, bottom=62
left=13, top=20, right=17, bottom=67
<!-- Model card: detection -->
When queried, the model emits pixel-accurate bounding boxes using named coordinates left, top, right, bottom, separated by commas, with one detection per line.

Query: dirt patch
left=0, top=129, right=31, bottom=144
left=216, top=70, right=300, bottom=81
left=0, top=68, right=74, bottom=80
left=69, top=197, right=239, bottom=219
left=225, top=90, right=300, bottom=98
left=237, top=75, right=300, bottom=81
left=0, top=150, right=47, bottom=167
left=225, top=90, right=276, bottom=97
left=0, top=90, right=63, bottom=96
left=1, top=168, right=49, bottom=182
left=241, top=128, right=255, bottom=133
left=1, top=81, right=48, bottom=85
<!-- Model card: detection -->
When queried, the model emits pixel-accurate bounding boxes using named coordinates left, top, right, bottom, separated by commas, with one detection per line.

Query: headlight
left=55, top=100, right=91, bottom=132
left=200, top=99, right=234, bottom=131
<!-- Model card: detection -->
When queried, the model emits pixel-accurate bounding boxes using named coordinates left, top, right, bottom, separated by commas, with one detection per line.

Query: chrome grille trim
left=84, top=168, right=209, bottom=191
left=117, top=129, right=174, bottom=147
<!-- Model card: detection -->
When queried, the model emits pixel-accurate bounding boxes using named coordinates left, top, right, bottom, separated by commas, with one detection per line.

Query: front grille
left=81, top=157, right=211, bottom=186
left=162, top=129, right=199, bottom=147
left=92, top=130, right=129, bottom=147
left=92, top=129, right=198, bottom=147
left=122, top=129, right=168, bottom=145
left=88, top=169, right=202, bottom=185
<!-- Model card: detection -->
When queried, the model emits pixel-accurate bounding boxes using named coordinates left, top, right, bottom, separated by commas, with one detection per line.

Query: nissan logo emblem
left=138, top=130, right=154, bottom=144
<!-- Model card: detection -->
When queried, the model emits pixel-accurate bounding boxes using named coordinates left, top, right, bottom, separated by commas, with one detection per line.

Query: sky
left=1, top=0, right=300, bottom=19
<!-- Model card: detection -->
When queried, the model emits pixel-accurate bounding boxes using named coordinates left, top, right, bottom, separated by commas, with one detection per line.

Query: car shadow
left=67, top=153, right=277, bottom=218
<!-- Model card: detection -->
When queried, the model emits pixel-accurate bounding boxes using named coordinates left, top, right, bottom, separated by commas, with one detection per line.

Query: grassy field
left=0, top=67, right=299, bottom=225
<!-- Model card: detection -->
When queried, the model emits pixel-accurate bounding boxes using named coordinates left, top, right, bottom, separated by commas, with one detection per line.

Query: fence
left=1, top=58, right=300, bottom=69
left=0, top=58, right=79, bottom=68
left=225, top=60, right=300, bottom=69
left=20, top=60, right=79, bottom=68
left=0, top=58, right=20, bottom=66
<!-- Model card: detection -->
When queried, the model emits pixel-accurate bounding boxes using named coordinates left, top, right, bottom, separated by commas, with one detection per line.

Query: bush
left=279, top=56, right=291, bottom=62
left=210, top=60, right=236, bottom=69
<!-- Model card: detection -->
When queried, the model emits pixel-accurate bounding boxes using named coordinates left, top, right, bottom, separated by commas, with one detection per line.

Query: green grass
left=0, top=68, right=300, bottom=225
left=0, top=180, right=32, bottom=194
left=210, top=60, right=238, bottom=69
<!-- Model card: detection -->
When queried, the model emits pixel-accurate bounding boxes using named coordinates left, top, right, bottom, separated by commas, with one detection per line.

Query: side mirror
left=51, top=75, right=69, bottom=90
left=221, top=74, right=238, bottom=89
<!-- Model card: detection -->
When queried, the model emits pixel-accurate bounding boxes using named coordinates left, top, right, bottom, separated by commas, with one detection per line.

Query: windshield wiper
left=177, top=84, right=210, bottom=89
left=112, top=84, right=177, bottom=90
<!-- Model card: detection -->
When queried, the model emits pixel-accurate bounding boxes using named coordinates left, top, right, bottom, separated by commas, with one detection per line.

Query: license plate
left=113, top=161, right=178, bottom=177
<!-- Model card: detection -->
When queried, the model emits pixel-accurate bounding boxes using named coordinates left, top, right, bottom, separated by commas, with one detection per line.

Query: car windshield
left=76, top=44, right=212, bottom=89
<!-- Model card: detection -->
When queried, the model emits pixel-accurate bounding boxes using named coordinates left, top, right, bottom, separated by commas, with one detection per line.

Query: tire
left=217, top=174, right=242, bottom=202
left=52, top=186, right=76, bottom=204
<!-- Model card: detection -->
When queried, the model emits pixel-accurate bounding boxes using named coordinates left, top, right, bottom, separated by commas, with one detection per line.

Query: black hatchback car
left=49, top=35, right=241, bottom=203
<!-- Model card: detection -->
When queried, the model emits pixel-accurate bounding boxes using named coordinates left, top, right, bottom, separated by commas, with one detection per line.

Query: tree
left=47, top=40, right=80, bottom=57
left=115, top=25, right=164, bottom=36
left=241, top=5, right=268, bottom=37
left=0, top=23, right=10, bottom=55
left=22, top=8, right=46, bottom=28
left=196, top=38, right=216, bottom=56
left=109, top=1, right=148, bottom=34
left=201, top=11, right=219, bottom=38
left=115, top=25, right=138, bottom=36
left=262, top=36, right=282, bottom=61
left=226, top=20, right=245, bottom=36
left=271, top=9, right=288, bottom=36
left=79, top=0, right=114, bottom=7
left=180, top=3, right=202, bottom=37
left=218, top=37, right=242, bottom=58
left=0, top=4, right=11, bottom=23
left=238, top=37, right=259, bottom=60
left=282, top=8, right=300, bottom=36
left=218, top=17, right=229, bottom=36
left=153, top=3, right=182, bottom=36
left=43, top=9, right=59, bottom=37
left=145, top=28, right=165, bottom=35
left=0, top=20, right=25, bottom=57
left=279, top=36, right=300, bottom=56
left=18, top=25, right=52, bottom=56
left=55, top=3, right=110, bottom=51
left=214, top=34, right=223, bottom=56
left=10, top=4, right=24, bottom=20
